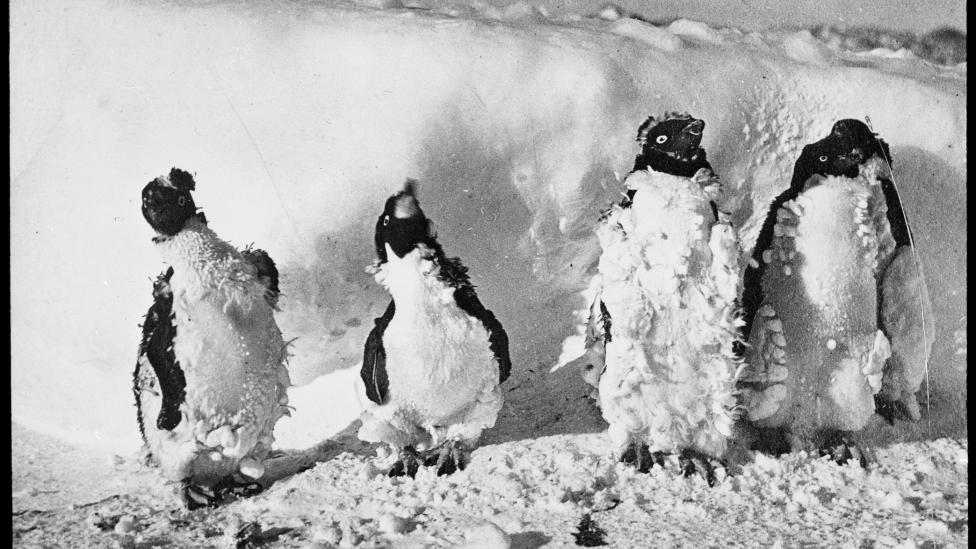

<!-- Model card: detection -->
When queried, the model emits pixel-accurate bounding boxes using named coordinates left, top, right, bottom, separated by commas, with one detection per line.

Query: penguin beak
left=394, top=194, right=419, bottom=219
left=684, top=119, right=705, bottom=136
left=844, top=147, right=865, bottom=163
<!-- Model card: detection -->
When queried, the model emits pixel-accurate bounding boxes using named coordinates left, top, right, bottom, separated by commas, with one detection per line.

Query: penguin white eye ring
left=655, top=135, right=668, bottom=144
left=178, top=196, right=186, bottom=206
left=383, top=215, right=390, bottom=226
left=819, top=155, right=828, bottom=162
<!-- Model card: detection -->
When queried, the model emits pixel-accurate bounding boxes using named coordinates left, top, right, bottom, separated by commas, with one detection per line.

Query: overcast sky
left=505, top=0, right=967, bottom=33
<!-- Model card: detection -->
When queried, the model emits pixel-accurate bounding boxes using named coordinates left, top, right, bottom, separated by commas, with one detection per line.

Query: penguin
left=573, top=113, right=717, bottom=402
left=829, top=119, right=934, bottom=425
left=577, top=113, right=743, bottom=484
left=133, top=167, right=291, bottom=508
left=737, top=119, right=932, bottom=465
left=358, top=180, right=511, bottom=477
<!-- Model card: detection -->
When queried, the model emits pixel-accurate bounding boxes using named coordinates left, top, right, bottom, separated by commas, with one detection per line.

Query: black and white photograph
left=10, top=0, right=967, bottom=546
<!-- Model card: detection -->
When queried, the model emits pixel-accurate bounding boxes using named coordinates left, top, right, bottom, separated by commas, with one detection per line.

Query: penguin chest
left=169, top=268, right=285, bottom=438
left=750, top=179, right=889, bottom=431
left=595, top=177, right=739, bottom=453
left=382, top=272, right=495, bottom=423
left=598, top=186, right=722, bottom=364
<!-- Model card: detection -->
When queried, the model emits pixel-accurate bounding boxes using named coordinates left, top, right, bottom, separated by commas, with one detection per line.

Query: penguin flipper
left=741, top=149, right=820, bottom=346
left=738, top=305, right=789, bottom=424
left=137, top=267, right=188, bottom=432
left=362, top=300, right=395, bottom=405
left=241, top=247, right=280, bottom=308
left=879, top=177, right=912, bottom=248
left=876, top=246, right=934, bottom=422
left=453, top=286, right=512, bottom=384
left=742, top=191, right=801, bottom=350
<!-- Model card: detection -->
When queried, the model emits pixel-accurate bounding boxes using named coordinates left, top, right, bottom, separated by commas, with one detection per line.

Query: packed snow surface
left=9, top=0, right=967, bottom=545
left=12, top=425, right=971, bottom=547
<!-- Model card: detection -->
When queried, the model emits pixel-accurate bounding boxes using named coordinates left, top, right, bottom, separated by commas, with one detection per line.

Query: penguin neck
left=633, top=149, right=708, bottom=178
left=155, top=217, right=239, bottom=282
left=626, top=168, right=695, bottom=199
left=858, top=155, right=891, bottom=185
left=375, top=245, right=449, bottom=312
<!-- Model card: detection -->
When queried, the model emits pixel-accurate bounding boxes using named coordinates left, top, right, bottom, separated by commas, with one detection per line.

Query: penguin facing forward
left=738, top=120, right=932, bottom=465
left=134, top=168, right=291, bottom=508
left=358, top=180, right=511, bottom=477
left=579, top=113, right=743, bottom=485
left=574, top=113, right=719, bottom=401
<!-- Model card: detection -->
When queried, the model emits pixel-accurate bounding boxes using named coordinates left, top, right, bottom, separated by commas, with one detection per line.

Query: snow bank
left=10, top=0, right=966, bottom=455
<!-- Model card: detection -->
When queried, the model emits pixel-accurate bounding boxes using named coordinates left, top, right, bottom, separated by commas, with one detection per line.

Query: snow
left=12, top=427, right=971, bottom=547
left=9, top=0, right=967, bottom=545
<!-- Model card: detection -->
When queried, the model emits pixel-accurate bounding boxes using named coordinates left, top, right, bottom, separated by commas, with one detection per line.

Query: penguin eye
left=655, top=135, right=668, bottom=144
left=819, top=155, right=828, bottom=162
left=383, top=215, right=390, bottom=226
left=178, top=196, right=186, bottom=206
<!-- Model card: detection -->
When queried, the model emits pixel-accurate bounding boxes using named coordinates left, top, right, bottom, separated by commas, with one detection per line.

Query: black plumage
left=631, top=114, right=713, bottom=179
left=134, top=267, right=187, bottom=438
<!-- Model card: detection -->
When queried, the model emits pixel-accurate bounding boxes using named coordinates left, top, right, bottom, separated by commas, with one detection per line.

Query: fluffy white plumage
left=357, top=245, right=504, bottom=451
left=740, top=160, right=897, bottom=438
left=136, top=218, right=291, bottom=484
left=594, top=168, right=742, bottom=459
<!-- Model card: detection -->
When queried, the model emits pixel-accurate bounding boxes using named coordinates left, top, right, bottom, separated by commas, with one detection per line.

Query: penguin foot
left=423, top=441, right=467, bottom=476
left=213, top=476, right=265, bottom=502
left=388, top=446, right=422, bottom=479
left=678, top=449, right=724, bottom=487
left=181, top=477, right=264, bottom=510
left=181, top=483, right=218, bottom=510
left=620, top=442, right=666, bottom=474
left=819, top=432, right=871, bottom=468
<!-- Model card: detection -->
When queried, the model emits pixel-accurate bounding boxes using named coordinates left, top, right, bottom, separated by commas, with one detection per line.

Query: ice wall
left=10, top=0, right=966, bottom=453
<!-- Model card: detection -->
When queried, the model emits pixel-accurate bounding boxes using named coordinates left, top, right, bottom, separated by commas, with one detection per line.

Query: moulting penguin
left=572, top=113, right=743, bottom=484
left=738, top=119, right=933, bottom=464
left=134, top=167, right=291, bottom=508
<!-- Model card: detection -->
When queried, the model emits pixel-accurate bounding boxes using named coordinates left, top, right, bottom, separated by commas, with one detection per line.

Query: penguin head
left=792, top=120, right=890, bottom=190
left=790, top=138, right=854, bottom=192
left=374, top=179, right=438, bottom=262
left=830, top=118, right=891, bottom=167
left=141, top=168, right=202, bottom=236
left=634, top=113, right=709, bottom=176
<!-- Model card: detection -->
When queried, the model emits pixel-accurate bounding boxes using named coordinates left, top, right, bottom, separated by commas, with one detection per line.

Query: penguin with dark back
left=738, top=119, right=933, bottom=465
left=135, top=168, right=290, bottom=508
left=359, top=180, right=511, bottom=477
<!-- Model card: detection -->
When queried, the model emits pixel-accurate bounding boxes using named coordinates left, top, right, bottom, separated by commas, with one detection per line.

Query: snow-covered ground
left=11, top=0, right=966, bottom=546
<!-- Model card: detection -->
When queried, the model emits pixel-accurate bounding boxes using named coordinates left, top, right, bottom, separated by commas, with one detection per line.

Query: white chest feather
left=155, top=222, right=287, bottom=444
left=375, top=248, right=496, bottom=423
left=742, top=166, right=895, bottom=432
left=597, top=169, right=736, bottom=351
left=594, top=170, right=740, bottom=455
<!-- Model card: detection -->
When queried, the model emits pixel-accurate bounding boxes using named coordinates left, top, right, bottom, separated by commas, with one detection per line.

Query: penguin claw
left=181, top=475, right=266, bottom=510
left=388, top=446, right=421, bottom=479
left=819, top=432, right=871, bottom=468
left=213, top=477, right=264, bottom=501
left=678, top=449, right=723, bottom=487
left=182, top=483, right=218, bottom=510
left=420, top=442, right=467, bottom=476
left=620, top=442, right=666, bottom=474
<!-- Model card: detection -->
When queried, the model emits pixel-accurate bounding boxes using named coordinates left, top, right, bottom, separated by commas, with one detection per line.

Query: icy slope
left=10, top=0, right=966, bottom=454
